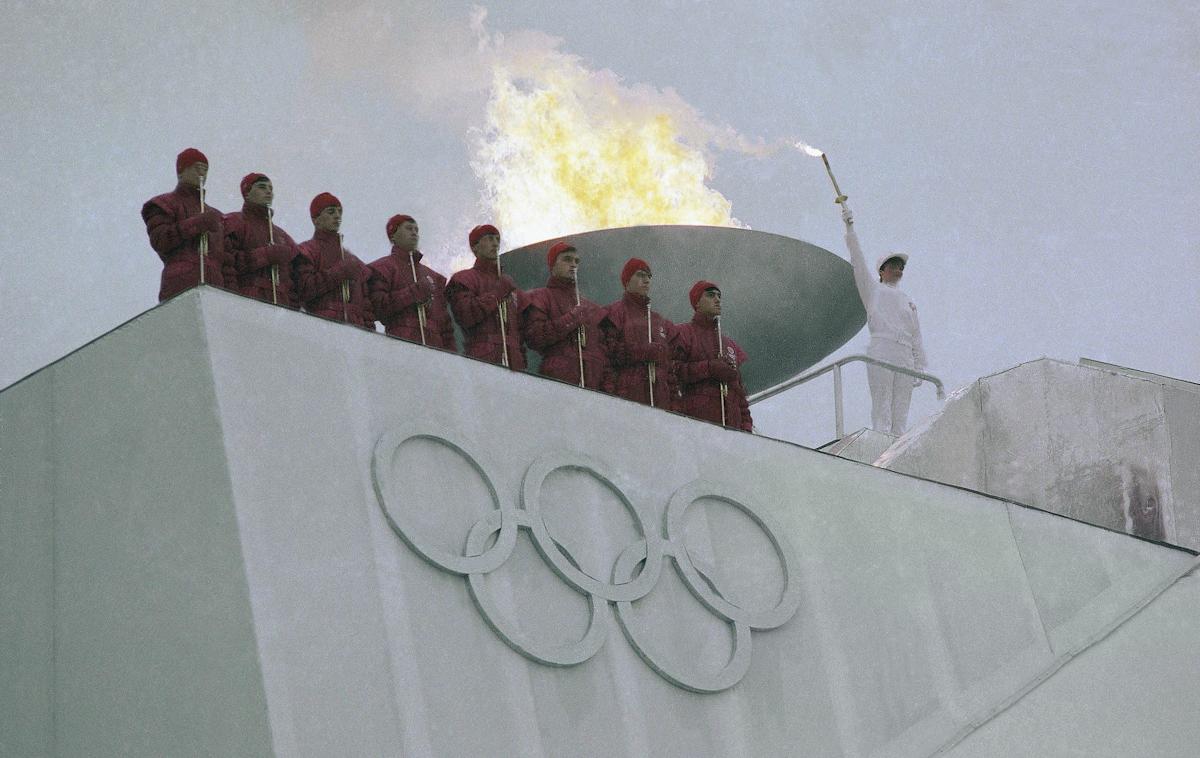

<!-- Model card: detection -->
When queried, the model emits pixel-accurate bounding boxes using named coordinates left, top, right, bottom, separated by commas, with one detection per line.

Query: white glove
left=841, top=206, right=854, bottom=227
left=912, top=377, right=922, bottom=388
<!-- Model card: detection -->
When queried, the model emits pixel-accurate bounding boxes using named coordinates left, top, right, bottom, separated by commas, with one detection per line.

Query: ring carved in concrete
left=372, top=429, right=801, bottom=693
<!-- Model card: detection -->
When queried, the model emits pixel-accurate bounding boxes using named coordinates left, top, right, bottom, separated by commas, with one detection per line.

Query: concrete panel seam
left=930, top=556, right=1200, bottom=756
left=196, top=294, right=279, bottom=757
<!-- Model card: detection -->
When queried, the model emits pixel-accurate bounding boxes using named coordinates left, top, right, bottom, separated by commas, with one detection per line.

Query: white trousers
left=866, top=338, right=915, bottom=436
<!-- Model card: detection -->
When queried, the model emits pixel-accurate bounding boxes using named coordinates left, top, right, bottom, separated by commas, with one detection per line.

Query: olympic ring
left=372, top=429, right=801, bottom=693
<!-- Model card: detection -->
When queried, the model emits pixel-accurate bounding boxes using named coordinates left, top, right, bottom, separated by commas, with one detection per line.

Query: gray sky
left=3, top=1, right=1196, bottom=446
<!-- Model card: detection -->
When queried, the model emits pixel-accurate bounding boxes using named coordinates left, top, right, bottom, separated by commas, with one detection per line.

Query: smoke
left=301, top=5, right=807, bottom=253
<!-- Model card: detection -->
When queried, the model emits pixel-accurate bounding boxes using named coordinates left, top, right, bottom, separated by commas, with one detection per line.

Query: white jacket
left=845, top=228, right=927, bottom=371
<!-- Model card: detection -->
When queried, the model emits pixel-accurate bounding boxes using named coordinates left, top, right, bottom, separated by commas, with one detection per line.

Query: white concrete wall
left=879, top=358, right=1199, bottom=550
left=0, top=296, right=274, bottom=757
left=3, top=290, right=1198, bottom=757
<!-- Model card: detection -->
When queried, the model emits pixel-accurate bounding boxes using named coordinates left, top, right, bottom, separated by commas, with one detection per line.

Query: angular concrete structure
left=878, top=358, right=1200, bottom=550
left=3, top=290, right=1198, bottom=757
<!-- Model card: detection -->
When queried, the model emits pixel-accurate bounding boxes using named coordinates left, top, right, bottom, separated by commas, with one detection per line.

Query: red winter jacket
left=224, top=202, right=300, bottom=306
left=295, top=229, right=375, bottom=329
left=445, top=258, right=526, bottom=370
left=521, top=276, right=612, bottom=391
left=141, top=182, right=234, bottom=301
left=367, top=248, right=456, bottom=351
left=671, top=312, right=752, bottom=431
left=600, top=292, right=674, bottom=407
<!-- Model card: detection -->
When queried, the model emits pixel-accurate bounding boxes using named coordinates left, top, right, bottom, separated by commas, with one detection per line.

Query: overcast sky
left=2, top=1, right=1196, bottom=446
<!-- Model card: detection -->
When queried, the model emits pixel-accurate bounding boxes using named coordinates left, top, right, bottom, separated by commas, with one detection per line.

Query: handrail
left=748, top=354, right=946, bottom=441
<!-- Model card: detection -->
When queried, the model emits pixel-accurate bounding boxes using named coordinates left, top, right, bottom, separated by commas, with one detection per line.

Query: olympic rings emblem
left=371, top=427, right=802, bottom=693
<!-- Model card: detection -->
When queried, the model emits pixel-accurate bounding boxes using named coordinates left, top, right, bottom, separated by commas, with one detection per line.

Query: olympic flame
left=473, top=55, right=749, bottom=249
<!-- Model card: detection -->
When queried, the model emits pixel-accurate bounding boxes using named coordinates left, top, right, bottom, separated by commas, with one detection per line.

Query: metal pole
left=496, top=253, right=510, bottom=368
left=268, top=207, right=279, bottom=305
left=409, top=250, right=427, bottom=346
left=646, top=301, right=656, bottom=407
left=716, top=316, right=728, bottom=428
left=338, top=233, right=350, bottom=322
left=833, top=363, right=845, bottom=440
left=574, top=273, right=585, bottom=388
left=198, top=176, right=208, bottom=286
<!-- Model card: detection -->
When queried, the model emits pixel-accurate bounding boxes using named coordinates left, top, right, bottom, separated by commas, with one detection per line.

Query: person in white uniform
left=842, top=206, right=928, bottom=435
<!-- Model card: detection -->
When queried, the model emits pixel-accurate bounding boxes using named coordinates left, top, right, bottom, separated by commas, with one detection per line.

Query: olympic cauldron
left=501, top=225, right=866, bottom=394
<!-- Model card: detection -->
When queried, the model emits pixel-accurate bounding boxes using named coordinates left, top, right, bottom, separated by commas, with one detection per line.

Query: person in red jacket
left=600, top=258, right=673, bottom=407
left=366, top=214, right=456, bottom=350
left=223, top=173, right=300, bottom=306
left=295, top=192, right=374, bottom=329
left=520, top=241, right=610, bottom=390
left=141, top=148, right=235, bottom=301
left=671, top=280, right=752, bottom=431
left=445, top=224, right=525, bottom=370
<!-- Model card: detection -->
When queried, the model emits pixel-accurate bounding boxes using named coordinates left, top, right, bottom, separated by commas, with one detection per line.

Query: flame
left=472, top=55, right=748, bottom=249
left=795, top=141, right=825, bottom=158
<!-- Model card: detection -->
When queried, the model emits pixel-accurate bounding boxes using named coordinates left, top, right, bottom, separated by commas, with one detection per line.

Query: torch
left=268, top=207, right=279, bottom=305
left=797, top=142, right=848, bottom=209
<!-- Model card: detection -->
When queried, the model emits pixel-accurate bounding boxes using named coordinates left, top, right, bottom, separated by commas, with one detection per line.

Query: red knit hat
left=176, top=148, right=208, bottom=174
left=689, top=280, right=720, bottom=309
left=620, top=257, right=651, bottom=287
left=469, top=224, right=500, bottom=248
left=310, top=192, right=341, bottom=218
left=546, top=241, right=576, bottom=269
left=387, top=214, right=415, bottom=240
left=240, top=172, right=269, bottom=198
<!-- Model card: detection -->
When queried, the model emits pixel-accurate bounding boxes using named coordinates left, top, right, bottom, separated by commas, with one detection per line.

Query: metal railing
left=748, top=354, right=946, bottom=440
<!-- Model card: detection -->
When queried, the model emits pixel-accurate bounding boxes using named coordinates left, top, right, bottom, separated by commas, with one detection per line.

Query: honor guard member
left=520, top=241, right=611, bottom=391
left=445, top=224, right=526, bottom=370
left=600, top=258, right=674, bottom=407
left=367, top=214, right=456, bottom=350
left=224, top=173, right=300, bottom=306
left=671, top=281, right=752, bottom=430
left=141, top=148, right=235, bottom=301
left=842, top=207, right=928, bottom=435
left=295, top=192, right=375, bottom=329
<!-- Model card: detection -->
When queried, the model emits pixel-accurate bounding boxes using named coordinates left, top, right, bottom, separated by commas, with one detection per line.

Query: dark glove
left=266, top=244, right=295, bottom=266
left=496, top=274, right=517, bottom=299
left=198, top=208, right=223, bottom=233
left=180, top=208, right=222, bottom=238
left=478, top=291, right=500, bottom=313
left=631, top=341, right=669, bottom=364
left=335, top=258, right=362, bottom=281
left=709, top=358, right=738, bottom=383
left=412, top=277, right=434, bottom=302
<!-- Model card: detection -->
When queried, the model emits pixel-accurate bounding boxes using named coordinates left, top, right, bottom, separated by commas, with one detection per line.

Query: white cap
left=875, top=252, right=909, bottom=272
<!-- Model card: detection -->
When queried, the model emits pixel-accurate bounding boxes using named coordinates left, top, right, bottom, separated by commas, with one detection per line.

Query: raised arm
left=842, top=206, right=876, bottom=310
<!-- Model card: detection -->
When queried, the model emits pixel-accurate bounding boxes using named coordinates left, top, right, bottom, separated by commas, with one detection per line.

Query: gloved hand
left=478, top=291, right=500, bottom=313
left=496, top=274, right=517, bottom=299
left=632, top=341, right=670, bottom=364
left=841, top=206, right=854, bottom=227
left=182, top=208, right=223, bottom=237
left=564, top=303, right=596, bottom=328
left=709, top=358, right=738, bottom=383
left=266, top=244, right=295, bottom=266
left=912, top=377, right=923, bottom=388
left=335, top=257, right=363, bottom=281
left=413, top=276, right=434, bottom=302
